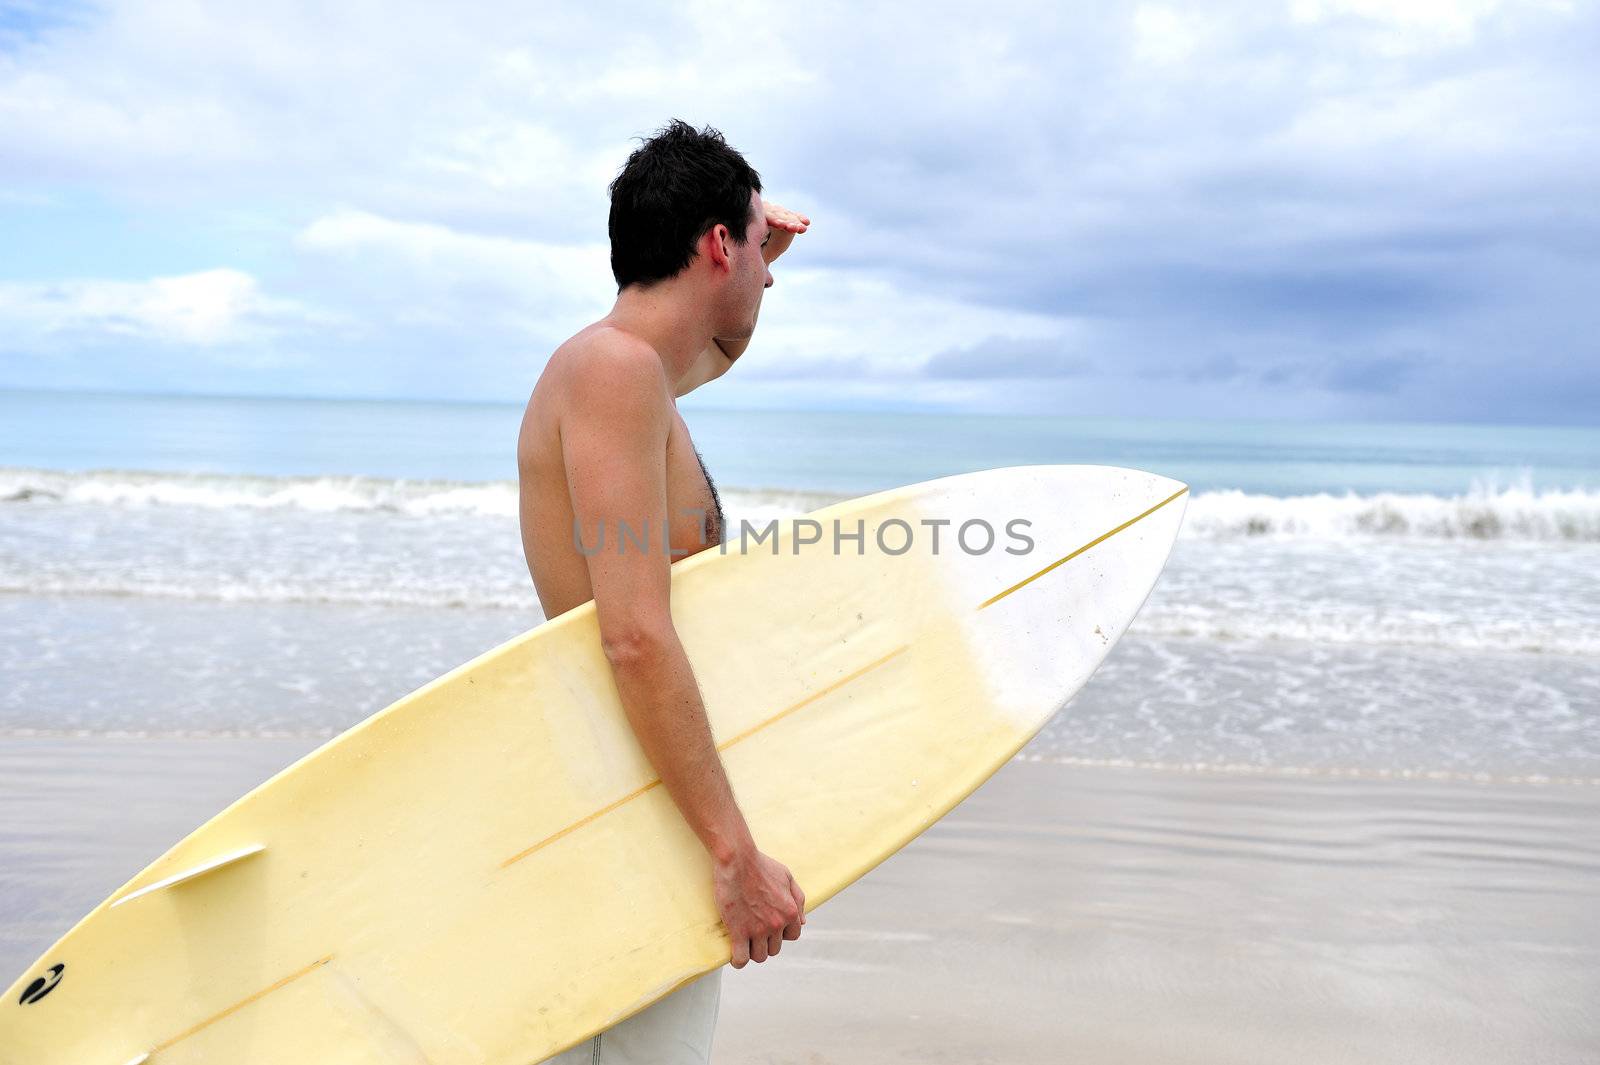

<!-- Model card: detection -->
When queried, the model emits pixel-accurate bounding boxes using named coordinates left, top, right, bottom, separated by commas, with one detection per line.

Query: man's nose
left=764, top=268, right=774, bottom=289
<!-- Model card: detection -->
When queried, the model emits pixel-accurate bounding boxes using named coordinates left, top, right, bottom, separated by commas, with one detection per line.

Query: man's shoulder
left=560, top=322, right=658, bottom=365
left=557, top=324, right=670, bottom=416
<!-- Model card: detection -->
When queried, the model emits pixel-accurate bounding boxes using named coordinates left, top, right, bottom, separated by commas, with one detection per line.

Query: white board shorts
left=538, top=969, right=722, bottom=1065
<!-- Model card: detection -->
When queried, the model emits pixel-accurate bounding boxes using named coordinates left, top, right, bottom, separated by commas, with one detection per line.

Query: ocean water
left=2, top=389, right=1597, bottom=781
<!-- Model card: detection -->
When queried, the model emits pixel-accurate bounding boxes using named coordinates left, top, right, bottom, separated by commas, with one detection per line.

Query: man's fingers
left=782, top=875, right=806, bottom=940
left=763, top=203, right=810, bottom=233
left=720, top=856, right=808, bottom=969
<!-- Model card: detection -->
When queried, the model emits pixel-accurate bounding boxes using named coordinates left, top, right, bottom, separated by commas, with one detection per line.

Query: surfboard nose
left=912, top=465, right=1188, bottom=734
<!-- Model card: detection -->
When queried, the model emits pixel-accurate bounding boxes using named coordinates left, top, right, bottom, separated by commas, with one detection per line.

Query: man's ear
left=704, top=223, right=734, bottom=273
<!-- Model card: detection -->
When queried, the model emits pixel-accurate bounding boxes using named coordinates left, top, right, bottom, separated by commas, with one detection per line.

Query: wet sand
left=2, top=738, right=1596, bottom=1063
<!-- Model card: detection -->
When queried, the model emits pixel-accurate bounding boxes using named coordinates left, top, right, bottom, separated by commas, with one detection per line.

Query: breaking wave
left=0, top=467, right=843, bottom=521
left=4, top=467, right=1599, bottom=542
left=1184, top=481, right=1600, bottom=542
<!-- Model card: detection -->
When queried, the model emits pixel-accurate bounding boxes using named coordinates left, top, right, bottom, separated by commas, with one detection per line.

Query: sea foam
left=5, top=466, right=1600, bottom=542
left=1184, top=481, right=1600, bottom=542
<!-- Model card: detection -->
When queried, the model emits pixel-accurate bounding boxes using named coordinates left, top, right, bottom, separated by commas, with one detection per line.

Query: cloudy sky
left=1, top=0, right=1596, bottom=422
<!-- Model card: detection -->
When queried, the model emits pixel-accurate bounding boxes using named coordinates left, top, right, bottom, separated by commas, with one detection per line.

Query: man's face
left=724, top=191, right=774, bottom=340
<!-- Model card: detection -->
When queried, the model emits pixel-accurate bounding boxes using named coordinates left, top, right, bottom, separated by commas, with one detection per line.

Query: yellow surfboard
left=2, top=465, right=1186, bottom=1065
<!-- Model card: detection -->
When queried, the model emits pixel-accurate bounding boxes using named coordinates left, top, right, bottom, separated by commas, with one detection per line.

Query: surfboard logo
left=18, top=963, right=64, bottom=1005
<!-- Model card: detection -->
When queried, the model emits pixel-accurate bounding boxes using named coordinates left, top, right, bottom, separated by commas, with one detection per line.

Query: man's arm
left=560, top=336, right=805, bottom=968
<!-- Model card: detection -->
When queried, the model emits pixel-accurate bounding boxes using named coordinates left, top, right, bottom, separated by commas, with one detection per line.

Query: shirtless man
left=517, top=121, right=810, bottom=1064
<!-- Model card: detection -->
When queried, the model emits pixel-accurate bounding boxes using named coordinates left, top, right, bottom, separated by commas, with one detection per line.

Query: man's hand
left=713, top=846, right=807, bottom=968
left=762, top=201, right=810, bottom=265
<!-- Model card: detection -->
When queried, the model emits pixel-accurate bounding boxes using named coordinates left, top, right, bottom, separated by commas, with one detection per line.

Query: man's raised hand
left=765, top=201, right=810, bottom=233
left=762, top=201, right=810, bottom=264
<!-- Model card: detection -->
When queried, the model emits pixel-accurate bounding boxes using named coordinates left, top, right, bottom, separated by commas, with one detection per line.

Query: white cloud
left=296, top=210, right=611, bottom=302
left=0, top=268, right=309, bottom=348
left=1291, top=0, right=1506, bottom=37
left=749, top=267, right=1081, bottom=380
left=291, top=209, right=615, bottom=346
left=1132, top=6, right=1209, bottom=66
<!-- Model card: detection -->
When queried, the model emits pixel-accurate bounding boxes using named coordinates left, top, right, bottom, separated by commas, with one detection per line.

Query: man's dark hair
left=608, top=119, right=763, bottom=290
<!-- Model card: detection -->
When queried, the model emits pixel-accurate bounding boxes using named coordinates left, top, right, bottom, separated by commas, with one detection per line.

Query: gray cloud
left=923, top=337, right=1090, bottom=380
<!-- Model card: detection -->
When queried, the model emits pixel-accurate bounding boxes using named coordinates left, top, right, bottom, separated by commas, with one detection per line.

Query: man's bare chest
left=665, top=419, right=724, bottom=553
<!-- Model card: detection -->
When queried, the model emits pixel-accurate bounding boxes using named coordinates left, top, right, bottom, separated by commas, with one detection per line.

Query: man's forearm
left=604, top=631, right=755, bottom=865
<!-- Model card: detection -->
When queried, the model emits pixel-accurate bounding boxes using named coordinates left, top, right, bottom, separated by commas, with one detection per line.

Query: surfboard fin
left=110, top=845, right=267, bottom=909
left=121, top=1053, right=151, bottom=1065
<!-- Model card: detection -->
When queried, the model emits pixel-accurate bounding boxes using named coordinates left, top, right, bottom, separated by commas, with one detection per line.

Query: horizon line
left=0, top=383, right=1596, bottom=433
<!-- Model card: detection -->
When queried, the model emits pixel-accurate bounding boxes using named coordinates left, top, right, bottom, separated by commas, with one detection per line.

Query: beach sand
left=2, top=739, right=1596, bottom=1064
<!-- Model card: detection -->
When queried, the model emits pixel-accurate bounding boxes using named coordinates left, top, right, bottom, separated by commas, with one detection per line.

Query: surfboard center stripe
left=501, top=645, right=911, bottom=869
left=977, top=487, right=1188, bottom=611
left=149, top=954, right=333, bottom=1054
left=713, top=645, right=911, bottom=752
left=501, top=778, right=662, bottom=868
